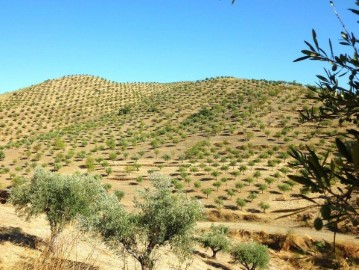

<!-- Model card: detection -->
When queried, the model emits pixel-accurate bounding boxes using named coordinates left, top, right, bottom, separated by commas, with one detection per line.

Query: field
left=0, top=75, right=357, bottom=269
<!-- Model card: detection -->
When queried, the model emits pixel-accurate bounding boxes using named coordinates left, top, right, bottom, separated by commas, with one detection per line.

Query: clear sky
left=0, top=0, right=357, bottom=93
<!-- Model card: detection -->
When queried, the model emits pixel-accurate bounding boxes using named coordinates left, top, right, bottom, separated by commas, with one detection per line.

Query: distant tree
left=247, top=192, right=257, bottom=202
left=236, top=198, right=246, bottom=210
left=198, top=225, right=230, bottom=258
left=85, top=156, right=96, bottom=171
left=88, top=174, right=203, bottom=270
left=258, top=201, right=270, bottom=213
left=114, top=189, right=125, bottom=201
left=213, top=180, right=222, bottom=191
left=257, top=183, right=268, bottom=194
left=136, top=175, right=144, bottom=184
left=215, top=196, right=224, bottom=209
left=278, top=183, right=291, bottom=193
left=226, top=188, right=236, bottom=199
left=109, top=151, right=117, bottom=162
left=10, top=168, right=107, bottom=250
left=53, top=137, right=66, bottom=150
left=264, top=177, right=275, bottom=187
left=235, top=181, right=244, bottom=192
left=0, top=149, right=5, bottom=161
left=253, top=171, right=261, bottom=180
left=202, top=187, right=213, bottom=199
left=239, top=165, right=247, bottom=175
left=118, top=105, right=131, bottom=115
left=194, top=180, right=201, bottom=189
left=105, top=167, right=112, bottom=176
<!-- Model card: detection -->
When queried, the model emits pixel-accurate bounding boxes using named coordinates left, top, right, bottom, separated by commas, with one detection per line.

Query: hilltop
left=0, top=75, right=357, bottom=270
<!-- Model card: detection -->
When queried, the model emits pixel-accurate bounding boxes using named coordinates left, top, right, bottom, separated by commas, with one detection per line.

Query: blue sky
left=0, top=0, right=357, bottom=93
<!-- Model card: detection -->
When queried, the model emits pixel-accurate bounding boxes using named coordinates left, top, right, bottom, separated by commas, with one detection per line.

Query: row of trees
left=10, top=168, right=271, bottom=270
left=10, top=169, right=202, bottom=270
left=10, top=168, right=270, bottom=270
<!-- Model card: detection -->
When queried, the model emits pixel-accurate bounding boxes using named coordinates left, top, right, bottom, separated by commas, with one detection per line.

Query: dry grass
left=9, top=230, right=98, bottom=270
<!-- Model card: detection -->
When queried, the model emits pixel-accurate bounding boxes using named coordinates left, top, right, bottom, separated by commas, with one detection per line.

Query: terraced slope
left=0, top=76, right=344, bottom=214
left=0, top=75, right=169, bottom=144
left=0, top=75, right=356, bottom=270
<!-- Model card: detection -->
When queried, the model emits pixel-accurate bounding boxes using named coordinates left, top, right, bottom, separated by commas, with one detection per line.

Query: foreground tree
left=198, top=224, right=230, bottom=258
left=10, top=168, right=107, bottom=250
left=88, top=173, right=203, bottom=270
left=278, top=1, right=359, bottom=233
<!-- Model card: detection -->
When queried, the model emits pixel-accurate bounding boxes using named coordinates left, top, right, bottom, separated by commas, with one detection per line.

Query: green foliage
left=258, top=201, right=270, bottom=213
left=118, top=105, right=131, bottom=115
left=236, top=198, right=246, bottom=210
left=105, top=167, right=112, bottom=176
left=53, top=137, right=66, bottom=150
left=289, top=1, right=359, bottom=230
left=114, top=189, right=125, bottom=201
left=10, top=168, right=107, bottom=248
left=88, top=173, right=203, bottom=270
left=0, top=149, right=5, bottom=161
left=202, top=187, right=213, bottom=198
left=231, top=242, right=270, bottom=270
left=198, top=224, right=230, bottom=258
left=85, top=156, right=96, bottom=171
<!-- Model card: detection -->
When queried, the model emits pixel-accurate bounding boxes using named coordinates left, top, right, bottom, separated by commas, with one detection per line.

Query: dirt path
left=197, top=221, right=359, bottom=244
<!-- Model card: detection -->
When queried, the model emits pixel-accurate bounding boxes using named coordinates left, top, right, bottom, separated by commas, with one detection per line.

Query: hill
left=0, top=75, right=356, bottom=269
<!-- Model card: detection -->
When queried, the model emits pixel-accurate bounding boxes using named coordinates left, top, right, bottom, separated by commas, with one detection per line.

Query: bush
left=198, top=224, right=230, bottom=258
left=0, top=149, right=5, bottom=161
left=231, top=242, right=270, bottom=270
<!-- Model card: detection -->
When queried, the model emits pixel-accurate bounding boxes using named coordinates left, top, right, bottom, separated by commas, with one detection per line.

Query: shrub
left=198, top=225, right=230, bottom=258
left=0, top=149, right=5, bottom=161
left=231, top=242, right=270, bottom=270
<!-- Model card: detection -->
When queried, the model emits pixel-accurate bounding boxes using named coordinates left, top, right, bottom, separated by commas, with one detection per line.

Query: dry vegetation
left=0, top=75, right=357, bottom=269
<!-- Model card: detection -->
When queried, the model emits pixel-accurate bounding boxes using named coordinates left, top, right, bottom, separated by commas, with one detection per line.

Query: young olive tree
left=231, top=242, right=270, bottom=270
left=198, top=224, right=230, bottom=258
left=10, top=168, right=108, bottom=250
left=89, top=173, right=203, bottom=270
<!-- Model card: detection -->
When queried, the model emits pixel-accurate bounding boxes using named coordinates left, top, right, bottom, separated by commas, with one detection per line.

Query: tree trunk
left=139, top=258, right=153, bottom=270
left=140, top=263, right=151, bottom=270
left=48, top=225, right=62, bottom=252
left=211, top=249, right=219, bottom=258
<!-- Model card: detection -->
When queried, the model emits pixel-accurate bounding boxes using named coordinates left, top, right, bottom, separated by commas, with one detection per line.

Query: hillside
left=0, top=75, right=357, bottom=270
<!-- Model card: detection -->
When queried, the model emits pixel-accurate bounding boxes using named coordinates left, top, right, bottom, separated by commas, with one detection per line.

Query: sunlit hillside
left=0, top=75, right=356, bottom=270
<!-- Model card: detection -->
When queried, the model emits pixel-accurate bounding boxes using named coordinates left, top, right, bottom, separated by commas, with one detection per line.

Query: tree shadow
left=193, top=250, right=209, bottom=259
left=200, top=177, right=213, bottom=182
left=204, top=260, right=232, bottom=270
left=269, top=190, right=282, bottom=195
left=0, top=189, right=10, bottom=204
left=224, top=205, right=238, bottom=211
left=0, top=226, right=45, bottom=249
left=247, top=208, right=261, bottom=214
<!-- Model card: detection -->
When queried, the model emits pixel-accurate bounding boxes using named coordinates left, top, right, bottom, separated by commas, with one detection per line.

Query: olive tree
left=274, top=1, right=359, bottom=233
left=198, top=224, right=230, bottom=258
left=231, top=242, right=270, bottom=270
left=0, top=149, right=5, bottom=161
left=10, top=168, right=107, bottom=250
left=88, top=173, right=203, bottom=270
